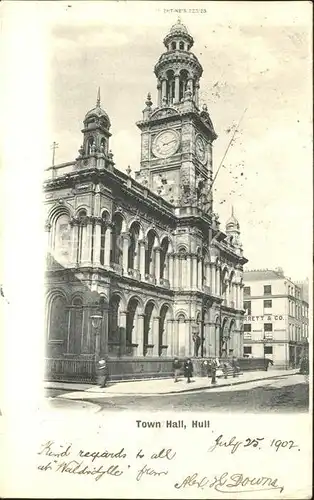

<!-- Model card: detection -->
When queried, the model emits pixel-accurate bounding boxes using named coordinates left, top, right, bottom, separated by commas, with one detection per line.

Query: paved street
left=46, top=374, right=309, bottom=414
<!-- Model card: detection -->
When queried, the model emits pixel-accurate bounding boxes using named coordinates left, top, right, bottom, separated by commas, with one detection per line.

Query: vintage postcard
left=0, top=1, right=312, bottom=498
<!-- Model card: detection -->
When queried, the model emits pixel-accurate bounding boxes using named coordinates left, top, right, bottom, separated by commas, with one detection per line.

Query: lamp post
left=90, top=313, right=103, bottom=363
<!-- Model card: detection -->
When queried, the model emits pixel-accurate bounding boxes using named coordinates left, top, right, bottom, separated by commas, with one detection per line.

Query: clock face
left=195, top=135, right=207, bottom=163
left=152, top=130, right=180, bottom=158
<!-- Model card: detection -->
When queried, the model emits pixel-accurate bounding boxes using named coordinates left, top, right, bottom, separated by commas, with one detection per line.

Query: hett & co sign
left=245, top=315, right=284, bottom=322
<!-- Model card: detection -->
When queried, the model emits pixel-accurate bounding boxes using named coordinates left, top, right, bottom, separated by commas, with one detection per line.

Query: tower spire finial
left=177, top=16, right=181, bottom=24
left=231, top=205, right=234, bottom=217
left=96, top=87, right=101, bottom=107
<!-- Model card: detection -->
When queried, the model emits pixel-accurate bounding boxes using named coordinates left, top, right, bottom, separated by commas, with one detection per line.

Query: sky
left=24, top=1, right=314, bottom=281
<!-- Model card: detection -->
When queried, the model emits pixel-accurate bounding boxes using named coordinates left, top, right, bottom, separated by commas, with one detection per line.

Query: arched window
left=49, top=295, right=68, bottom=342
left=100, top=213, right=108, bottom=265
left=77, top=210, right=87, bottom=263
left=100, top=138, right=106, bottom=154
left=87, top=137, right=94, bottom=155
left=171, top=41, right=176, bottom=50
left=69, top=297, right=83, bottom=354
left=53, top=213, right=71, bottom=264
left=179, top=41, right=184, bottom=50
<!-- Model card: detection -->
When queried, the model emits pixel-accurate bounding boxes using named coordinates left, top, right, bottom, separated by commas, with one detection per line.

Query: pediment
left=150, top=107, right=179, bottom=120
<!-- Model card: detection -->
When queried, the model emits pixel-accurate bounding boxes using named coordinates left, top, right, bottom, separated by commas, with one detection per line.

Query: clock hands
left=162, top=139, right=176, bottom=147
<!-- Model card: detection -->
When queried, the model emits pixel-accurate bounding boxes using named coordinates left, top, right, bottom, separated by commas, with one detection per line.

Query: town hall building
left=44, top=19, right=248, bottom=382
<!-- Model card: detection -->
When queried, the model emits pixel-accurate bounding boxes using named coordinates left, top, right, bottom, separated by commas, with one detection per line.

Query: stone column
left=121, top=232, right=130, bottom=273
left=195, top=81, right=200, bottom=107
left=161, top=79, right=167, bottom=103
left=192, top=255, right=197, bottom=289
left=138, top=240, right=146, bottom=279
left=186, top=254, right=192, bottom=289
left=168, top=254, right=174, bottom=287
left=152, top=316, right=160, bottom=356
left=93, top=218, right=102, bottom=266
left=216, top=266, right=220, bottom=296
left=119, top=311, right=127, bottom=356
left=166, top=319, right=174, bottom=356
left=70, top=221, right=79, bottom=264
left=134, top=240, right=140, bottom=271
left=198, top=258, right=203, bottom=290
left=210, top=264, right=215, bottom=293
left=174, top=74, right=180, bottom=103
left=134, top=313, right=144, bottom=356
left=203, top=321, right=211, bottom=357
left=104, top=224, right=112, bottom=267
left=100, top=307, right=109, bottom=357
left=187, top=78, right=193, bottom=94
left=157, top=82, right=162, bottom=107
left=154, top=247, right=161, bottom=283
left=174, top=255, right=179, bottom=288
left=185, top=320, right=192, bottom=357
left=81, top=219, right=93, bottom=265
left=239, top=285, right=244, bottom=310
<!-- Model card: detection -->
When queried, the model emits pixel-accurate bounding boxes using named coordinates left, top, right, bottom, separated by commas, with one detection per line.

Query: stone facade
left=44, top=20, right=248, bottom=382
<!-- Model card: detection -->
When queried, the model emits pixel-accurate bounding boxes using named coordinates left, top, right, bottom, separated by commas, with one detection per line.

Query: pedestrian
left=173, top=357, right=181, bottom=383
left=193, top=333, right=201, bottom=357
left=98, top=359, right=109, bottom=388
left=222, top=362, right=228, bottom=379
left=231, top=356, right=240, bottom=378
left=210, top=359, right=217, bottom=385
left=184, top=358, right=193, bottom=383
left=203, top=360, right=211, bottom=378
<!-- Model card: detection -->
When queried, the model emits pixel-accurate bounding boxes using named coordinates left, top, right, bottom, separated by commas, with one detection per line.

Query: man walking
left=173, top=357, right=181, bottom=383
left=184, top=358, right=193, bottom=383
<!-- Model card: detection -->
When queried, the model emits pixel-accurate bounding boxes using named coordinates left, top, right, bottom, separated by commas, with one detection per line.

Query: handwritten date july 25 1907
left=208, top=433, right=300, bottom=454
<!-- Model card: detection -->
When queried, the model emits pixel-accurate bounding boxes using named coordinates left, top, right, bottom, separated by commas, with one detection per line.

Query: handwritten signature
left=174, top=471, right=284, bottom=494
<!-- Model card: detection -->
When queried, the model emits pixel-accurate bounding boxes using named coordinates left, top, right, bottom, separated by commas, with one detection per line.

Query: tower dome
left=163, top=17, right=194, bottom=50
left=170, top=18, right=189, bottom=35
left=84, top=88, right=111, bottom=129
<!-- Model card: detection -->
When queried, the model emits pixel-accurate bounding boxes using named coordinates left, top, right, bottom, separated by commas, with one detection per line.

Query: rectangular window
left=243, top=324, right=252, bottom=332
left=263, top=300, right=272, bottom=308
left=264, top=285, right=272, bottom=295
left=244, top=286, right=251, bottom=296
left=264, top=323, right=273, bottom=332
left=244, top=301, right=251, bottom=315
left=264, top=346, right=273, bottom=355
left=244, top=346, right=252, bottom=354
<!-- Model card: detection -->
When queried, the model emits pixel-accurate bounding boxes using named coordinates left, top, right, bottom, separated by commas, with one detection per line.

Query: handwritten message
left=35, top=420, right=305, bottom=497
left=37, top=440, right=175, bottom=483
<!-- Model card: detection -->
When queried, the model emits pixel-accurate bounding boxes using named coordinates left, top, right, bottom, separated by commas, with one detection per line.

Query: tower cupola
left=79, top=88, right=111, bottom=158
left=154, top=18, right=203, bottom=108
left=226, top=207, right=241, bottom=247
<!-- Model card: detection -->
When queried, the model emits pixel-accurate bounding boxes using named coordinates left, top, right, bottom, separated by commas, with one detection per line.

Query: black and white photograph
left=0, top=1, right=312, bottom=498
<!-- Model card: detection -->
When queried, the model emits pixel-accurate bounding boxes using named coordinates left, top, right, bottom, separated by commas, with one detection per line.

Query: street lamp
left=90, top=313, right=103, bottom=362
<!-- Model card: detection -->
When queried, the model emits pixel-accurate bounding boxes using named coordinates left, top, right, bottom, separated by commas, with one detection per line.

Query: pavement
left=45, top=368, right=299, bottom=400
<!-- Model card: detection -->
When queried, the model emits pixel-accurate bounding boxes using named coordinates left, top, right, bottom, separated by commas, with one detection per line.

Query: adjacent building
left=243, top=269, right=309, bottom=368
left=44, top=20, right=248, bottom=382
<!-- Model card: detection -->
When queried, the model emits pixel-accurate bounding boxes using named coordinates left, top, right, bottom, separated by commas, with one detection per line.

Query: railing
left=45, top=356, right=95, bottom=382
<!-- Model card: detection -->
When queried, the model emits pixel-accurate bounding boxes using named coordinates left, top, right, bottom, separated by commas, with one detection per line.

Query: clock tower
left=135, top=18, right=217, bottom=209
